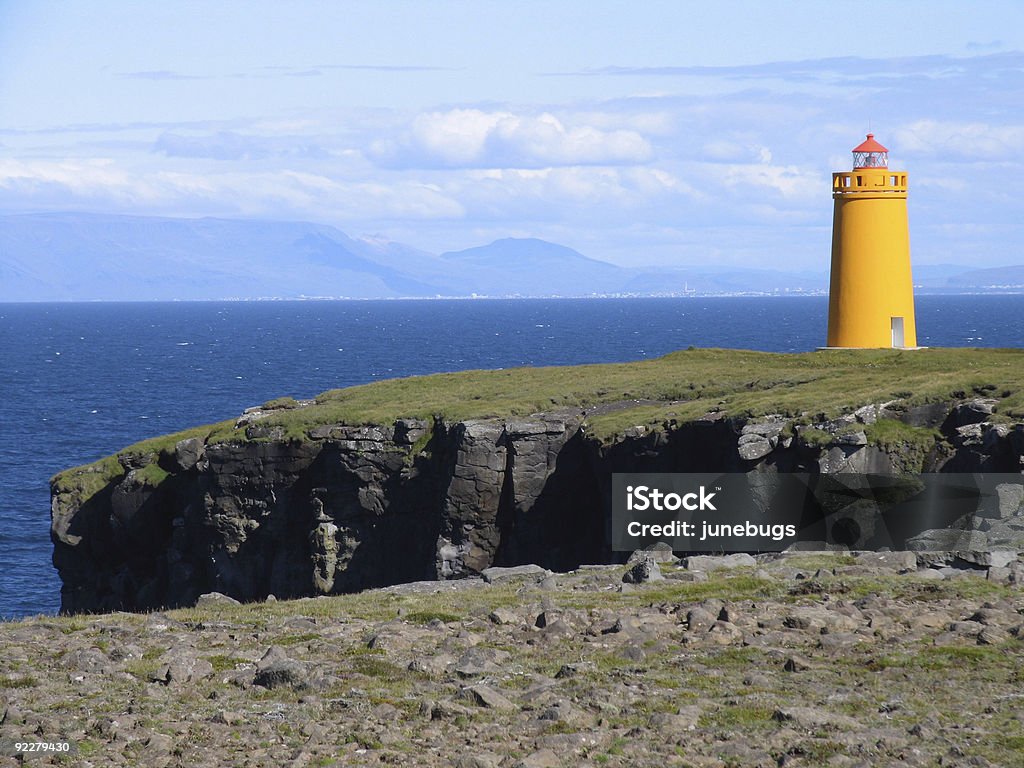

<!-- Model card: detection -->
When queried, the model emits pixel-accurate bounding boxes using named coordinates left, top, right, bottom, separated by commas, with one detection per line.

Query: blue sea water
left=2, top=296, right=1022, bottom=619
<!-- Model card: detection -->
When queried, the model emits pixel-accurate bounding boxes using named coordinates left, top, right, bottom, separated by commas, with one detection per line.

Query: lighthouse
left=826, top=134, right=917, bottom=348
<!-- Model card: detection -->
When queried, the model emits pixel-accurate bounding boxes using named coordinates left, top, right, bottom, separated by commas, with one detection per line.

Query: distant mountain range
left=0, top=212, right=1020, bottom=301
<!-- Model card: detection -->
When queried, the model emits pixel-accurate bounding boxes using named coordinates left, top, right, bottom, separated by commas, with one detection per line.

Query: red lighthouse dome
left=851, top=133, right=888, bottom=169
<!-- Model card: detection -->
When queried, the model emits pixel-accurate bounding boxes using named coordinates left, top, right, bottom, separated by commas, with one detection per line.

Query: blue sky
left=1, top=0, right=1023, bottom=269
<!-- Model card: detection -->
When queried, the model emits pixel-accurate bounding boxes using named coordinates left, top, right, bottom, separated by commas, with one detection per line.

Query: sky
left=1, top=0, right=1023, bottom=270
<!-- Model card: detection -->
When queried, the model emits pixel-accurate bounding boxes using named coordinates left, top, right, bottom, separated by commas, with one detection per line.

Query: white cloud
left=711, top=162, right=824, bottom=200
left=0, top=159, right=464, bottom=221
left=895, top=120, right=1024, bottom=159
left=371, top=108, right=652, bottom=169
left=2, top=52, right=1022, bottom=269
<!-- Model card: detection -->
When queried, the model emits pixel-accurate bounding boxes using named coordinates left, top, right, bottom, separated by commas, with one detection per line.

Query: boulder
left=481, top=564, right=550, bottom=584
left=622, top=555, right=664, bottom=584
left=854, top=551, right=917, bottom=571
left=253, top=646, right=308, bottom=690
left=173, top=437, right=205, bottom=471
left=945, top=399, right=998, bottom=429
left=738, top=436, right=773, bottom=461
left=683, top=553, right=756, bottom=571
left=463, top=684, right=517, bottom=711
left=195, top=591, right=241, bottom=607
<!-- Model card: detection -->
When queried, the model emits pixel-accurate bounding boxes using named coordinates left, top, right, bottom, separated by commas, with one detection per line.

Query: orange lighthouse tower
left=826, top=134, right=917, bottom=348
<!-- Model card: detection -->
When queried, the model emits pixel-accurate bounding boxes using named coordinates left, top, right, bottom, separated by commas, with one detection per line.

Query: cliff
left=50, top=348, right=1024, bottom=614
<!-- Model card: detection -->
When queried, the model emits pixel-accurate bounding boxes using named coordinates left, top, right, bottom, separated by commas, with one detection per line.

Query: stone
left=854, top=551, right=917, bottom=571
left=853, top=404, right=879, bottom=425
left=946, top=399, right=998, bottom=428
left=143, top=732, right=174, bottom=768
left=454, top=647, right=511, bottom=677
left=150, top=649, right=214, bottom=685
left=408, top=653, right=456, bottom=677
left=707, top=620, right=743, bottom=644
left=627, top=542, right=676, bottom=564
left=480, top=565, right=550, bottom=584
left=622, top=555, right=664, bottom=584
left=454, top=755, right=502, bottom=768
left=772, top=706, right=862, bottom=730
left=211, top=710, right=244, bottom=726
left=534, top=610, right=560, bottom=628
left=488, top=607, right=521, bottom=625
left=393, top=418, right=428, bottom=445
left=65, top=646, right=116, bottom=675
left=686, top=607, right=717, bottom=632
left=953, top=550, right=1019, bottom=568
left=463, top=684, right=517, bottom=711
left=905, top=529, right=989, bottom=552
left=836, top=430, right=868, bottom=446
left=738, top=435, right=773, bottom=461
left=195, top=591, right=241, bottom=607
left=684, top=553, right=756, bottom=571
left=512, top=749, right=561, bottom=768
left=995, top=484, right=1024, bottom=518
left=987, top=566, right=1012, bottom=583
left=978, top=626, right=1010, bottom=645
left=310, top=517, right=340, bottom=594
left=173, top=436, right=205, bottom=471
left=555, top=661, right=596, bottom=678
left=783, top=654, right=815, bottom=672
left=538, top=575, right=559, bottom=590
left=253, top=646, right=308, bottom=690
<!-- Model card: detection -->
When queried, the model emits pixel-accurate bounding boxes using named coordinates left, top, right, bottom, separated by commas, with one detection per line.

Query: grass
left=205, top=654, right=241, bottom=672
left=0, top=674, right=37, bottom=688
left=50, top=346, right=1024, bottom=505
left=402, top=610, right=462, bottom=625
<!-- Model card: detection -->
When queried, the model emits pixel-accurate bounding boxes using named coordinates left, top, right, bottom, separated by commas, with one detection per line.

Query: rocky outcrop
left=9, top=555, right=1024, bottom=767
left=51, top=397, right=1024, bottom=614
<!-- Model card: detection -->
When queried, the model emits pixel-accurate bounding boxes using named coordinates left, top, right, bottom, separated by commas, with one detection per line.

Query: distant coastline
left=2, top=212, right=1022, bottom=302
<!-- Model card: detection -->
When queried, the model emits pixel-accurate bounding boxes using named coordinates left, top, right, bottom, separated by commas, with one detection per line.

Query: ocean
left=2, top=295, right=1022, bottom=619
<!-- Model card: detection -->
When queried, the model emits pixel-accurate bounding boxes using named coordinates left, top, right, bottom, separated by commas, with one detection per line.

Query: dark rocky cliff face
left=51, top=399, right=1024, bottom=614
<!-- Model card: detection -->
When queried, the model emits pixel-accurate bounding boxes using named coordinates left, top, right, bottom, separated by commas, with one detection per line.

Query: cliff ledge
left=50, top=348, right=1024, bottom=613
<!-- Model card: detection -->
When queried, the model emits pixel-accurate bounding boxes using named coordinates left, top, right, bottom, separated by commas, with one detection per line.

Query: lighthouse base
left=816, top=346, right=927, bottom=351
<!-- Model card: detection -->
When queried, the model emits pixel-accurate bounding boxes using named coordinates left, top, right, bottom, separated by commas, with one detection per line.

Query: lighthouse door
left=891, top=317, right=905, bottom=348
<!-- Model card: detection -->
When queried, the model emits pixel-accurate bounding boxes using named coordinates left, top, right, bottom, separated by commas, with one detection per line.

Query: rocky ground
left=3, top=552, right=1024, bottom=767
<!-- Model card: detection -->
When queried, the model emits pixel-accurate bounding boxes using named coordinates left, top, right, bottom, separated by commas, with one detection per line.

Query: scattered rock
left=455, top=647, right=511, bottom=677
left=772, top=706, right=862, bottom=730
left=783, top=654, right=816, bottom=673
left=855, top=551, right=917, bottom=571
left=555, top=661, right=596, bottom=679
left=683, top=553, right=756, bottom=571
left=622, top=555, right=664, bottom=583
left=150, top=649, right=214, bottom=685
left=627, top=543, right=676, bottom=564
left=738, top=435, right=773, bottom=461
left=252, top=646, right=308, bottom=690
left=463, top=684, right=517, bottom=711
left=195, top=591, right=241, bottom=607
left=481, top=565, right=550, bottom=584
left=488, top=607, right=521, bottom=626
left=512, top=748, right=561, bottom=768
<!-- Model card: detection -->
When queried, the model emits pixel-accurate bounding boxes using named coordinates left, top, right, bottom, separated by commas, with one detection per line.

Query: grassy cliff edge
left=51, top=347, right=1024, bottom=501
